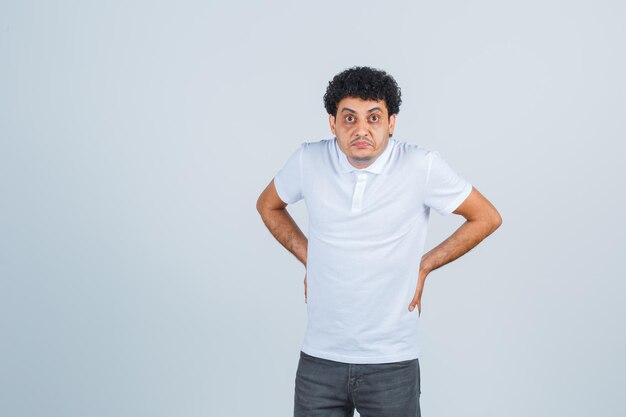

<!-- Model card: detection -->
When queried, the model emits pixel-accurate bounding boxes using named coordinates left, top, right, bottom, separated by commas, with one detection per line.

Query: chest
left=303, top=171, right=426, bottom=240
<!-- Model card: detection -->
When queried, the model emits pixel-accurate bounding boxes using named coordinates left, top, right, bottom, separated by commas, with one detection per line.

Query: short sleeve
left=424, top=151, right=472, bottom=216
left=273, top=144, right=305, bottom=204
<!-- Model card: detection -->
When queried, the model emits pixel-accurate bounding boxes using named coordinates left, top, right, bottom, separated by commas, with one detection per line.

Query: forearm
left=420, top=219, right=499, bottom=275
left=259, top=207, right=308, bottom=267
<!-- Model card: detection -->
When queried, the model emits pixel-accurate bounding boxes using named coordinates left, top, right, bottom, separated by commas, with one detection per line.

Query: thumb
left=408, top=295, right=421, bottom=314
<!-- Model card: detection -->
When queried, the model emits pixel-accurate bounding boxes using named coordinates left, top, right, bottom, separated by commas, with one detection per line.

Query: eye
left=370, top=114, right=379, bottom=122
left=345, top=115, right=355, bottom=123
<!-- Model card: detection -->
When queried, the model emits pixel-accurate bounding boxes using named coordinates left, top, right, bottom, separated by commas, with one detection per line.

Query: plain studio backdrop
left=1, top=1, right=625, bottom=416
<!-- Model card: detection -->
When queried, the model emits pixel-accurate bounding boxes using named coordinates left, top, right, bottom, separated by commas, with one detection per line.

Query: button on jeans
left=294, top=351, right=421, bottom=417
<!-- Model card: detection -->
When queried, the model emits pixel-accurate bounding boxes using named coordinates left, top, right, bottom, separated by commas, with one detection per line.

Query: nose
left=354, top=118, right=369, bottom=139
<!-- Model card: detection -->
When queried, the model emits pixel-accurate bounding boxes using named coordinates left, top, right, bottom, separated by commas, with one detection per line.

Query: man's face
left=329, top=96, right=396, bottom=169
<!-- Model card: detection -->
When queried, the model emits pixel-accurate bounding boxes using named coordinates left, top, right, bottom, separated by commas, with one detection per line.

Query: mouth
left=351, top=140, right=371, bottom=148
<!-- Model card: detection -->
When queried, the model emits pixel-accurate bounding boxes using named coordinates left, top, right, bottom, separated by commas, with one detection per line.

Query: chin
left=352, top=149, right=374, bottom=157
left=351, top=152, right=374, bottom=162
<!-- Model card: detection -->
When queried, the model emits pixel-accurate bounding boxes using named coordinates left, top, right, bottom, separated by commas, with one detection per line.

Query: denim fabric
left=294, top=351, right=421, bottom=417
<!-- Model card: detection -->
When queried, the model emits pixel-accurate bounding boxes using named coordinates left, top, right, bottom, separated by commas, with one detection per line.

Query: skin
left=329, top=96, right=396, bottom=170
left=256, top=97, right=502, bottom=315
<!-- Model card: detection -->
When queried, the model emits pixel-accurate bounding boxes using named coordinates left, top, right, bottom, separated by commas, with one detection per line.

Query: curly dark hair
left=323, top=66, right=402, bottom=118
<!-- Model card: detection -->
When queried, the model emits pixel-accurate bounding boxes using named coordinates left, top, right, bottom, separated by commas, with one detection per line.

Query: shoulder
left=295, top=138, right=335, bottom=162
left=300, top=138, right=334, bottom=151
left=390, top=139, right=435, bottom=168
left=283, top=138, right=331, bottom=160
left=391, top=138, right=430, bottom=154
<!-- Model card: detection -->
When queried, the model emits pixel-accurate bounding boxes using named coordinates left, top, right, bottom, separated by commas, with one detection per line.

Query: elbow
left=474, top=208, right=502, bottom=234
left=490, top=210, right=503, bottom=232
left=256, top=195, right=265, bottom=215
left=256, top=190, right=268, bottom=214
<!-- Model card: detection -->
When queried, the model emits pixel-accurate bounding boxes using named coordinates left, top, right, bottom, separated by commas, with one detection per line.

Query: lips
left=352, top=141, right=370, bottom=147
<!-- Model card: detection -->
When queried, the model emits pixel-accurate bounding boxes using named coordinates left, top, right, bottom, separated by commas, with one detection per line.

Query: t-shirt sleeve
left=273, top=143, right=305, bottom=205
left=424, top=151, right=473, bottom=216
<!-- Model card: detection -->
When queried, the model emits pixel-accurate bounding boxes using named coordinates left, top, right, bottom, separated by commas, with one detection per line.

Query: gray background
left=1, top=1, right=625, bottom=416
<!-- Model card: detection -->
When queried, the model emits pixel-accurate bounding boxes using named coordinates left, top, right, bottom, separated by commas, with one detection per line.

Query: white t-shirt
left=273, top=137, right=472, bottom=364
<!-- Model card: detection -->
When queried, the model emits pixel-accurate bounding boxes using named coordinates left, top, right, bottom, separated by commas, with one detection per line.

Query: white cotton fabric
left=273, top=137, right=472, bottom=364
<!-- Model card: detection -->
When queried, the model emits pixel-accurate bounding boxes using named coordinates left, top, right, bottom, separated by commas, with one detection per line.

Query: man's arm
left=421, top=186, right=502, bottom=274
left=256, top=179, right=308, bottom=267
left=409, top=186, right=502, bottom=313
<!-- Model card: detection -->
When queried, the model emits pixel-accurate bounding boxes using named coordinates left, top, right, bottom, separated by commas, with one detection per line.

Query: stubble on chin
left=351, top=154, right=374, bottom=164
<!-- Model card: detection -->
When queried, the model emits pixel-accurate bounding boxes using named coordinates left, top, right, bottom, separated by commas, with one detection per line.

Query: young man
left=256, top=66, right=502, bottom=417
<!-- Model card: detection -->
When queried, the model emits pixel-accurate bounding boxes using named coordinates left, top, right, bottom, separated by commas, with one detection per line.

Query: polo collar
left=335, top=137, right=395, bottom=174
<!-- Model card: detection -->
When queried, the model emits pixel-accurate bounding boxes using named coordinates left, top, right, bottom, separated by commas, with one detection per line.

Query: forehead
left=337, top=97, right=388, bottom=114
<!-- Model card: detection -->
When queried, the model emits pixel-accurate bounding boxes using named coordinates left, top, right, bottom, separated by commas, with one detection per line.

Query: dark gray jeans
left=294, top=351, right=421, bottom=417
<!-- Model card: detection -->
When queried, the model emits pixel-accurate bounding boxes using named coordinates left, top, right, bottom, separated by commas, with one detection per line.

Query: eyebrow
left=340, top=107, right=384, bottom=114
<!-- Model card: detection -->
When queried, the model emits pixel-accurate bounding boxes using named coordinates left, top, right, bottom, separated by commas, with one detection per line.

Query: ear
left=388, top=114, right=397, bottom=136
left=329, top=114, right=336, bottom=136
